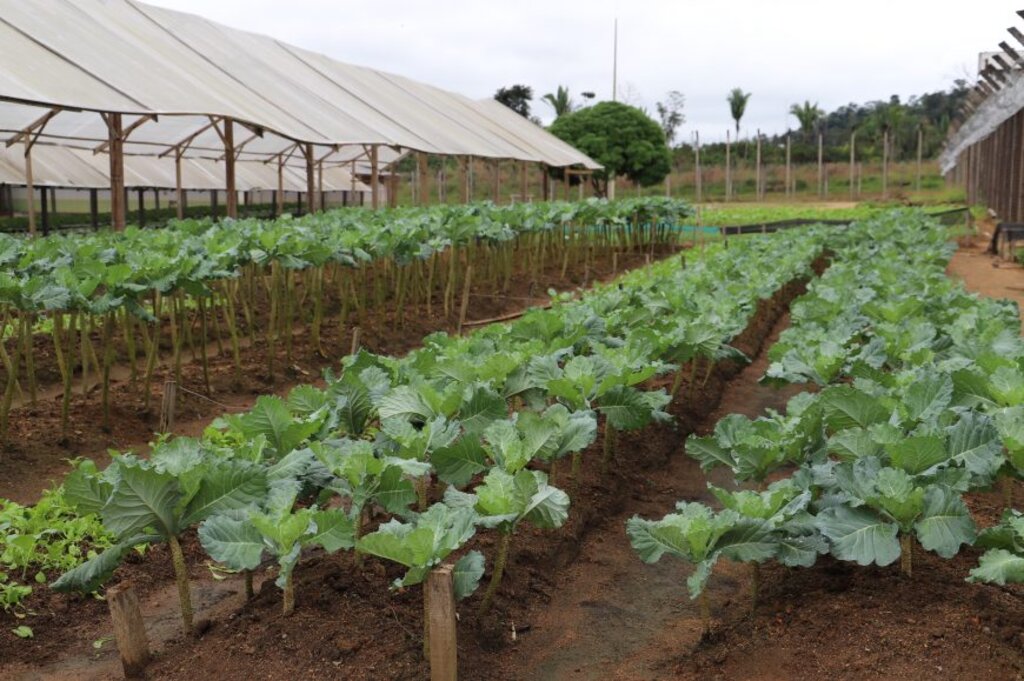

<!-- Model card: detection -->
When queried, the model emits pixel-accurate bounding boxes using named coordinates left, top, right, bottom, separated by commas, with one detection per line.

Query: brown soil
left=0, top=246, right=665, bottom=505
left=947, top=231, right=1024, bottom=334
left=0, top=253, right=810, bottom=681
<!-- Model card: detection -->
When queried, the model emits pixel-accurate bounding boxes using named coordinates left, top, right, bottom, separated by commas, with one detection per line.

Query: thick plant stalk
left=699, top=589, right=711, bottom=636
left=479, top=530, right=512, bottom=615
left=1002, top=476, right=1014, bottom=509
left=168, top=535, right=194, bottom=634
left=21, top=315, right=37, bottom=404
left=219, top=281, right=242, bottom=385
left=548, top=459, right=558, bottom=487
left=900, top=534, right=913, bottom=577
left=52, top=312, right=72, bottom=439
left=142, top=294, right=161, bottom=410
left=0, top=321, right=21, bottom=446
left=282, top=572, right=295, bottom=616
left=417, top=475, right=430, bottom=511
left=311, top=267, right=324, bottom=356
left=751, top=562, right=760, bottom=615
left=266, top=264, right=279, bottom=382
left=121, top=308, right=137, bottom=384
left=197, top=296, right=211, bottom=395
left=101, top=312, right=115, bottom=430
left=601, top=423, right=617, bottom=474
left=244, top=570, right=254, bottom=600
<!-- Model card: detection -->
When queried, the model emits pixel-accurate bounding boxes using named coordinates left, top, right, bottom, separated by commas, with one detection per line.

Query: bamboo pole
left=755, top=130, right=762, bottom=200
left=725, top=130, right=732, bottom=200
left=785, top=133, right=792, bottom=197
left=520, top=160, right=528, bottom=202
left=694, top=131, right=702, bottom=203
left=304, top=143, right=316, bottom=214
left=174, top=149, right=184, bottom=220
left=817, top=131, right=824, bottom=197
left=277, top=155, right=285, bottom=215
left=849, top=129, right=857, bottom=200
left=418, top=152, right=431, bottom=207
left=882, top=128, right=890, bottom=199
left=916, top=125, right=923, bottom=192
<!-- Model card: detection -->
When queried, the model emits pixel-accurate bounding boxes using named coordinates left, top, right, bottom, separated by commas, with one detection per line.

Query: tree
left=542, top=85, right=576, bottom=119
left=549, top=101, right=672, bottom=197
left=727, top=88, right=752, bottom=137
left=789, top=100, right=824, bottom=138
left=494, top=85, right=534, bottom=118
left=655, top=90, right=686, bottom=146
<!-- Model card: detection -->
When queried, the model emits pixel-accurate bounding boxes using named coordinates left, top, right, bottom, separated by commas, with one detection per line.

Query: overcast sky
left=148, top=0, right=1016, bottom=142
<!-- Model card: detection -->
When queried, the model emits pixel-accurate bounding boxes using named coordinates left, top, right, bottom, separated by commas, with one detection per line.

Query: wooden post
left=849, top=129, right=857, bottom=200
left=137, top=188, right=145, bottom=227
left=90, top=188, right=99, bottom=230
left=541, top=163, right=550, bottom=201
left=174, top=150, right=184, bottom=221
left=224, top=118, right=237, bottom=219
left=210, top=190, right=218, bottom=219
left=563, top=166, right=570, bottom=201
left=107, top=113, right=126, bottom=231
left=349, top=327, right=361, bottom=355
left=519, top=161, right=528, bottom=202
left=24, top=141, right=36, bottom=236
left=107, top=585, right=150, bottom=679
left=694, top=131, right=702, bottom=203
left=370, top=145, right=380, bottom=209
left=418, top=153, right=431, bottom=206
left=154, top=188, right=160, bottom=211
left=457, top=263, right=473, bottom=335
left=389, top=166, right=399, bottom=209
left=882, top=128, right=889, bottom=199
left=817, top=131, right=824, bottom=197
left=492, top=160, right=501, bottom=204
left=755, top=130, right=762, bottom=201
left=785, top=133, right=792, bottom=197
left=317, top=159, right=325, bottom=212
left=916, top=125, right=923, bottom=192
left=725, top=130, right=732, bottom=201
left=304, top=142, right=316, bottom=214
left=159, top=380, right=177, bottom=433
left=426, top=566, right=457, bottom=681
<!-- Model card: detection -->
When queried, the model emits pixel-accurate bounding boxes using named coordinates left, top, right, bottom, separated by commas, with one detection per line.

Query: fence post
left=107, top=585, right=150, bottom=679
left=426, top=565, right=457, bottom=681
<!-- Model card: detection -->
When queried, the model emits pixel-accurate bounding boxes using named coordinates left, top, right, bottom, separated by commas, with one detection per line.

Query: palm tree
left=727, top=88, right=752, bottom=137
left=789, top=100, right=824, bottom=138
left=542, top=86, right=575, bottom=118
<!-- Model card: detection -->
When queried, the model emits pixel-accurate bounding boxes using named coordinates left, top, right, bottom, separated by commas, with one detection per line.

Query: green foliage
left=549, top=101, right=672, bottom=194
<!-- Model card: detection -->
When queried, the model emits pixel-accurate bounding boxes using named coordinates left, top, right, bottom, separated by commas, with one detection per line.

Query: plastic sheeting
left=0, top=144, right=370, bottom=193
left=0, top=0, right=600, bottom=170
left=940, top=70, right=1024, bottom=174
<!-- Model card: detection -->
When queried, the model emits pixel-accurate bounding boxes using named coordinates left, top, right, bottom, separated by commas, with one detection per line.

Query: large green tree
left=549, top=101, right=672, bottom=197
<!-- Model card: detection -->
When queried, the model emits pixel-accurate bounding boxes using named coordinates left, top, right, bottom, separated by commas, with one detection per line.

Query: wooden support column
left=304, top=143, right=316, bottom=214
left=137, top=188, right=145, bottom=227
left=563, top=166, right=570, bottom=200
left=389, top=167, right=399, bottom=208
left=458, top=156, right=469, bottom=204
left=519, top=160, right=528, bottom=202
left=370, top=145, right=380, bottom=209
left=541, top=163, right=550, bottom=201
left=24, top=141, right=36, bottom=236
left=210, top=190, right=218, bottom=219
left=107, top=113, right=126, bottom=231
left=174, top=149, right=184, bottom=221
left=223, top=118, right=237, bottom=219
left=755, top=130, right=763, bottom=200
left=417, top=153, right=431, bottom=206
left=492, top=160, right=501, bottom=204
left=317, top=159, right=325, bottom=211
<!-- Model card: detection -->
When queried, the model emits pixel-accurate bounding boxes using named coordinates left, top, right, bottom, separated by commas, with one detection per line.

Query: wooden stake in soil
left=350, top=326, right=362, bottom=356
left=159, top=380, right=177, bottom=434
left=107, top=585, right=150, bottom=679
left=425, top=565, right=458, bottom=681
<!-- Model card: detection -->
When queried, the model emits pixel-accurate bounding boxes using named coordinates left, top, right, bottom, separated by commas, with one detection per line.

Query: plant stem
left=282, top=572, right=295, bottom=616
left=244, top=570, right=254, bottom=600
left=699, top=589, right=711, bottom=636
left=601, top=423, right=617, bottom=475
left=900, top=533, right=913, bottom=577
left=479, top=530, right=512, bottom=615
left=168, top=535, right=194, bottom=634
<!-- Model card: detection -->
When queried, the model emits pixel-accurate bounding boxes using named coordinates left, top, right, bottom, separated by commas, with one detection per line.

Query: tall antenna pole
left=612, top=18, right=618, bottom=102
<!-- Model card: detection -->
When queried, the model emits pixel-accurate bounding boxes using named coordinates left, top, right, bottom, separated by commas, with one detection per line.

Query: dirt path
left=947, top=234, right=1024, bottom=333
left=507, top=313, right=807, bottom=681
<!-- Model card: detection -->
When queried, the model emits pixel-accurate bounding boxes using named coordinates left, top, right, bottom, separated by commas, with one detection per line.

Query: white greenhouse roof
left=0, top=0, right=600, bottom=171
left=0, top=145, right=371, bottom=193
